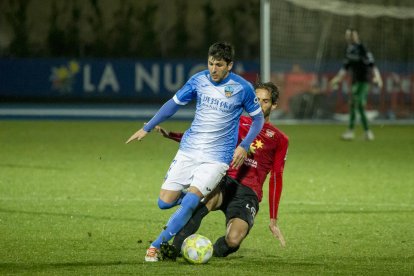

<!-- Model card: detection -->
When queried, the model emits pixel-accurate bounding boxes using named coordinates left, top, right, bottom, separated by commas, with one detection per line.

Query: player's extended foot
left=341, top=129, right=355, bottom=140
left=365, top=130, right=375, bottom=141
left=160, top=242, right=179, bottom=261
left=145, top=246, right=159, bottom=262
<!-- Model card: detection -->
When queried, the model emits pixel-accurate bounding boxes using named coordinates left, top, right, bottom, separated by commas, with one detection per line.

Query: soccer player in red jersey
left=156, top=81, right=289, bottom=259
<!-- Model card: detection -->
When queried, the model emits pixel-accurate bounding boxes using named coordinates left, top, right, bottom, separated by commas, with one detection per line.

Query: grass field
left=1, top=120, right=413, bottom=275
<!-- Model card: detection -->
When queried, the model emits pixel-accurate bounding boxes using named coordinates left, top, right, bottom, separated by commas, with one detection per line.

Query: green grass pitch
left=1, top=120, right=413, bottom=275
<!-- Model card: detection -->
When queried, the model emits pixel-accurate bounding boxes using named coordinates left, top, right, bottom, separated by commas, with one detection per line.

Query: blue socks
left=152, top=192, right=200, bottom=248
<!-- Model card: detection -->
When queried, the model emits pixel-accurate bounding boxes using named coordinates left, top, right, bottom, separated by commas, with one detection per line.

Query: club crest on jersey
left=224, top=86, right=234, bottom=98
left=266, top=129, right=275, bottom=138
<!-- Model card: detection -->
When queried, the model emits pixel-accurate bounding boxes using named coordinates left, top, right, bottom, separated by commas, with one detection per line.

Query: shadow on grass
left=215, top=251, right=414, bottom=268
left=0, top=208, right=147, bottom=222
left=0, top=260, right=137, bottom=272
left=211, top=255, right=326, bottom=270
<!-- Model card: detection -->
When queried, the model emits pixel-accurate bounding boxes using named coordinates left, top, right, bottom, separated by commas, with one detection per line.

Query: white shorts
left=162, top=150, right=229, bottom=197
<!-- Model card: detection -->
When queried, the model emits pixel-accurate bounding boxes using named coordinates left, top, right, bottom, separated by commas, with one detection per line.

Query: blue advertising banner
left=2, top=58, right=412, bottom=120
left=0, top=58, right=259, bottom=101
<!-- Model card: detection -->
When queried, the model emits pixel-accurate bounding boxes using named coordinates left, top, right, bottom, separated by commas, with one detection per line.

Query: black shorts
left=218, top=176, right=259, bottom=231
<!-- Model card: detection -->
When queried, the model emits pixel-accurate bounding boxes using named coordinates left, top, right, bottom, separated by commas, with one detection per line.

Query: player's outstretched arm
left=330, top=68, right=347, bottom=88
left=125, top=99, right=181, bottom=144
left=372, top=66, right=383, bottom=89
left=332, top=46, right=351, bottom=88
left=154, top=125, right=184, bottom=142
left=269, top=218, right=286, bottom=247
left=125, top=128, right=148, bottom=144
left=154, top=125, right=170, bottom=138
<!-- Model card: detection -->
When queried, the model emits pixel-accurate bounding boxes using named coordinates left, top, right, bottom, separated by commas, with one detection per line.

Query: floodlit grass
left=1, top=120, right=413, bottom=275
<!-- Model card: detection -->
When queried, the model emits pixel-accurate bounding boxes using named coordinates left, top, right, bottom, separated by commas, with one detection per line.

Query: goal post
left=260, top=0, right=271, bottom=82
left=261, top=0, right=414, bottom=120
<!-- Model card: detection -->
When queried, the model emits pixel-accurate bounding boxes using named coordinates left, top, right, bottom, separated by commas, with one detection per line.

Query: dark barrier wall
left=0, top=58, right=259, bottom=102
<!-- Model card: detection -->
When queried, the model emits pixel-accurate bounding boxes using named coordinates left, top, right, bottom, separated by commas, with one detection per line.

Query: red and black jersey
left=227, top=116, right=288, bottom=219
left=166, top=115, right=289, bottom=220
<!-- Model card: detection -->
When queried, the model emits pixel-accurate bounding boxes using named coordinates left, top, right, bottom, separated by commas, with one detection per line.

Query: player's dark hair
left=208, top=42, right=235, bottom=64
left=254, top=81, right=280, bottom=104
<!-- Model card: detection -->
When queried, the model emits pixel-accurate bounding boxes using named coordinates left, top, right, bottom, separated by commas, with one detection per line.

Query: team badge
left=224, top=86, right=234, bottom=98
left=266, top=129, right=275, bottom=138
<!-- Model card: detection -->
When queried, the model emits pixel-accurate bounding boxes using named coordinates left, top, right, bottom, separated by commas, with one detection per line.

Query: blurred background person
left=330, top=28, right=383, bottom=141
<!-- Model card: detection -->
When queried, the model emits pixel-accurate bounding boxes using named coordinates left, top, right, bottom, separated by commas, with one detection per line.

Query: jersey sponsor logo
left=224, top=85, right=234, bottom=97
left=200, top=94, right=234, bottom=112
left=244, top=158, right=257, bottom=168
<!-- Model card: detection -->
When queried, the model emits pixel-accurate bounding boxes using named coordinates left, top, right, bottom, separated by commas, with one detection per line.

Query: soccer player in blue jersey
left=126, top=42, right=264, bottom=262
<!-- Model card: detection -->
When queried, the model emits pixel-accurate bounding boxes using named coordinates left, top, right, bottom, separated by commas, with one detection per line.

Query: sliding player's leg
left=213, top=218, right=248, bottom=257
left=213, top=179, right=259, bottom=257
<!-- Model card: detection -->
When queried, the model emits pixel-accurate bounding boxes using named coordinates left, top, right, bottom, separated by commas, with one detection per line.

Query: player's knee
left=225, top=237, right=241, bottom=248
left=158, top=198, right=176, bottom=209
left=187, top=186, right=204, bottom=198
left=225, top=232, right=244, bottom=248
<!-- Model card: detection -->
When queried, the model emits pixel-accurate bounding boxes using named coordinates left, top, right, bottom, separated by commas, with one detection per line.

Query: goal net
left=266, top=0, right=414, bottom=120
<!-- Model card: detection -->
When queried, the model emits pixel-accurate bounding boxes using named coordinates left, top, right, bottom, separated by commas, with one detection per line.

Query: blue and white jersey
left=173, top=70, right=261, bottom=164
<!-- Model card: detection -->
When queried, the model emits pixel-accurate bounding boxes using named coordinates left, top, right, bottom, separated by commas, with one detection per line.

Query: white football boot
left=365, top=130, right=375, bottom=141
left=341, top=129, right=355, bottom=140
left=145, top=246, right=159, bottom=262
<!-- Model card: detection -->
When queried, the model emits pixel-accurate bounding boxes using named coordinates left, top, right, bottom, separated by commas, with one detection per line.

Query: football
left=181, top=234, right=213, bottom=264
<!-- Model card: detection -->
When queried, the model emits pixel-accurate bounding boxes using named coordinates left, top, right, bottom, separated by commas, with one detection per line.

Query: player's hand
left=373, top=77, right=383, bottom=89
left=231, top=146, right=247, bottom=169
left=269, top=219, right=286, bottom=247
left=329, top=77, right=339, bottom=90
left=125, top=128, right=148, bottom=144
left=154, top=125, right=170, bottom=138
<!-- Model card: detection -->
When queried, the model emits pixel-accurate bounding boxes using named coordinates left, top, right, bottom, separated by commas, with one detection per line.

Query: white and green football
left=181, top=234, right=213, bottom=264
